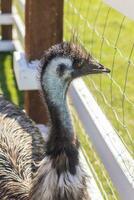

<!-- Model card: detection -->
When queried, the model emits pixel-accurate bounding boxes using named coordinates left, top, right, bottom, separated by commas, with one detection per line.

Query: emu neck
left=42, top=74, right=75, bottom=147
left=49, top=95, right=73, bottom=136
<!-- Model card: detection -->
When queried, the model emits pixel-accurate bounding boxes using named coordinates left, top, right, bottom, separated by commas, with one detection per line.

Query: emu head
left=39, top=42, right=110, bottom=100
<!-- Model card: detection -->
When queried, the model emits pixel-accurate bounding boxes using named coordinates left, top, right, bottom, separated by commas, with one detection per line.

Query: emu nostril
left=103, top=68, right=110, bottom=73
left=97, top=63, right=110, bottom=73
left=98, top=64, right=105, bottom=69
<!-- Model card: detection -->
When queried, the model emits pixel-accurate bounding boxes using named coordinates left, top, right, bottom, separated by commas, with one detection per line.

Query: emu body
left=0, top=42, right=110, bottom=200
left=0, top=97, right=45, bottom=199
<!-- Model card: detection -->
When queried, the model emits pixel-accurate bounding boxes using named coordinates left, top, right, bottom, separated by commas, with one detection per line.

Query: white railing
left=104, top=0, right=134, bottom=20
left=0, top=14, right=13, bottom=25
left=1, top=0, right=134, bottom=199
left=0, top=13, right=14, bottom=51
left=0, top=1, right=25, bottom=52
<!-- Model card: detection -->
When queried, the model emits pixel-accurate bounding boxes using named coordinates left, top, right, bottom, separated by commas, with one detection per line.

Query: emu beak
left=87, top=62, right=110, bottom=74
left=72, top=60, right=110, bottom=78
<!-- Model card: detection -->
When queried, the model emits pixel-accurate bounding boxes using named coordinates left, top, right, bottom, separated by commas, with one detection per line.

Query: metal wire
left=64, top=0, right=134, bottom=157
left=99, top=7, right=111, bottom=91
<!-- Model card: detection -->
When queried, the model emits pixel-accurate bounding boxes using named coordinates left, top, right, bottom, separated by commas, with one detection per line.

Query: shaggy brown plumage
left=0, top=97, right=45, bottom=199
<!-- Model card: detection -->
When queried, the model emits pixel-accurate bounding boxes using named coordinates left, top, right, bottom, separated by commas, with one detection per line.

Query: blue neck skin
left=42, top=69, right=75, bottom=142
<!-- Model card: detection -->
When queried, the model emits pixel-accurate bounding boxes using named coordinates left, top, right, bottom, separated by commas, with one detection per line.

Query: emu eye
left=76, top=60, right=85, bottom=68
left=73, top=57, right=86, bottom=69
left=77, top=63, right=81, bottom=68
left=57, top=63, right=66, bottom=76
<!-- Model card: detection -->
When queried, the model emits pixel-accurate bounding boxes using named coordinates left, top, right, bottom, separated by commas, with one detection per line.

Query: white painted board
left=0, top=41, right=15, bottom=52
left=104, top=0, right=134, bottom=20
left=13, top=52, right=39, bottom=90
left=0, top=14, right=13, bottom=25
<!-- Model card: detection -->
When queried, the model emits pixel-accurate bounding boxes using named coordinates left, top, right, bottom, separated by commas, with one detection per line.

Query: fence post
left=1, top=0, right=12, bottom=40
left=25, top=0, right=64, bottom=124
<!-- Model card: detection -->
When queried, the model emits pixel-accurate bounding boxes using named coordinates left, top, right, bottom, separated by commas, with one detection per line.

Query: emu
left=0, top=42, right=110, bottom=200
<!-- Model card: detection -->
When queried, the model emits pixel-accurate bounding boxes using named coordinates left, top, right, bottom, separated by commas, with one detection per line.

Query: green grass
left=0, top=53, right=24, bottom=108
left=64, top=0, right=134, bottom=156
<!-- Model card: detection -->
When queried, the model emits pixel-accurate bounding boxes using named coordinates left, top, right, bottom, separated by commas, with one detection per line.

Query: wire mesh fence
left=64, top=0, right=134, bottom=157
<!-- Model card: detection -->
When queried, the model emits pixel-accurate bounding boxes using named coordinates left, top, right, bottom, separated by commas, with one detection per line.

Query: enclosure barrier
left=0, top=0, right=134, bottom=200
left=0, top=0, right=14, bottom=51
